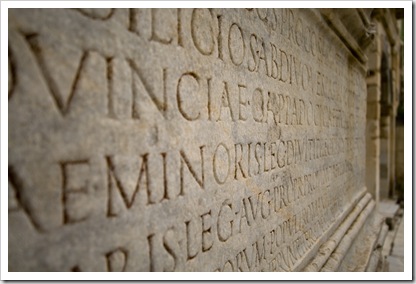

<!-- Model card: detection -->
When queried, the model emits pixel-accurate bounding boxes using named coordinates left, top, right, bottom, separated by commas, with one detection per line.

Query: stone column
left=365, top=21, right=381, bottom=203
left=389, top=46, right=401, bottom=198
left=379, top=116, right=390, bottom=200
left=379, top=36, right=392, bottom=200
left=394, top=33, right=404, bottom=202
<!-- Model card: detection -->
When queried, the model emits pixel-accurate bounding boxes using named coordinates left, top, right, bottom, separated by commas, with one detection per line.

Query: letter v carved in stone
left=24, top=33, right=89, bottom=116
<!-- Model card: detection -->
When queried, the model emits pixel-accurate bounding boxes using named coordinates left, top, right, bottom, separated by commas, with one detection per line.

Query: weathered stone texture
left=8, top=8, right=379, bottom=272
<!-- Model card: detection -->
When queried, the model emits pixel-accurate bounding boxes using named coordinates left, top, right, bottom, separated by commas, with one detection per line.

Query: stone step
left=378, top=199, right=401, bottom=230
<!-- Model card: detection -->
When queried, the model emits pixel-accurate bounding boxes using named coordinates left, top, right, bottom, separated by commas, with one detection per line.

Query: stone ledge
left=301, top=190, right=372, bottom=271
left=301, top=191, right=387, bottom=272
left=322, top=200, right=377, bottom=271
left=291, top=188, right=367, bottom=271
left=337, top=209, right=385, bottom=271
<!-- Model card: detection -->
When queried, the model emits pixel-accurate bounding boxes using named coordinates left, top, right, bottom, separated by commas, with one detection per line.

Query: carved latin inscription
left=8, top=8, right=367, bottom=272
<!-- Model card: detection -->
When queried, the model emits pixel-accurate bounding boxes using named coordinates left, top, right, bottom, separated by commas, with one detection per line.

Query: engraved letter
left=217, top=81, right=235, bottom=121
left=238, top=84, right=248, bottom=121
left=8, top=166, right=43, bottom=231
left=252, top=88, right=265, bottom=122
left=228, top=23, right=245, bottom=66
left=127, top=59, right=167, bottom=118
left=150, top=9, right=174, bottom=45
left=179, top=146, right=205, bottom=196
left=61, top=160, right=90, bottom=225
left=106, top=154, right=151, bottom=217
left=25, top=33, right=90, bottom=116
left=105, top=247, right=128, bottom=272
left=185, top=219, right=199, bottom=261
left=8, top=46, right=17, bottom=99
left=217, top=200, right=234, bottom=242
left=201, top=210, right=213, bottom=252
left=177, top=72, right=201, bottom=121
left=163, top=228, right=178, bottom=271
left=191, top=9, right=215, bottom=56
left=213, top=143, right=230, bottom=185
left=74, top=8, right=115, bottom=20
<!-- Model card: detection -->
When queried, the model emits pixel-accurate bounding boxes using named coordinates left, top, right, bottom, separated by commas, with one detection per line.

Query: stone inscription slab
left=8, top=8, right=367, bottom=271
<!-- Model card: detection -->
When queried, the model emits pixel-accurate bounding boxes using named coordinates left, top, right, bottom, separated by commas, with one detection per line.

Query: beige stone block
left=380, top=126, right=390, bottom=138
left=366, top=72, right=381, bottom=87
left=366, top=138, right=380, bottom=157
left=367, top=84, right=380, bottom=102
left=366, top=102, right=380, bottom=119
left=366, top=119, right=379, bottom=137
left=380, top=116, right=390, bottom=127
left=367, top=50, right=381, bottom=71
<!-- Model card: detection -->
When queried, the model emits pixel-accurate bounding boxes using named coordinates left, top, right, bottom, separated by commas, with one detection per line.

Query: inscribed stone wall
left=8, top=8, right=368, bottom=272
